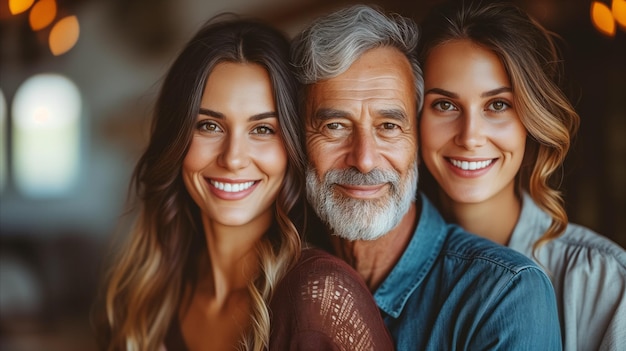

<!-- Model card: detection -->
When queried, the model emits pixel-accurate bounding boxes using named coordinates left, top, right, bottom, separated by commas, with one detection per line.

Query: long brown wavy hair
left=94, top=15, right=306, bottom=351
left=417, top=1, right=580, bottom=255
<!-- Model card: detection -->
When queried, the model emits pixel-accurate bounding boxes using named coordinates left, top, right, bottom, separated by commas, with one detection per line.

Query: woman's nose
left=218, top=134, right=250, bottom=170
left=454, top=111, right=486, bottom=150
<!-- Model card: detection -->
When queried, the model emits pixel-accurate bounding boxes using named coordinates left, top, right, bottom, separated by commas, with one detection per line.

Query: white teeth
left=210, top=180, right=255, bottom=192
left=450, top=159, right=493, bottom=171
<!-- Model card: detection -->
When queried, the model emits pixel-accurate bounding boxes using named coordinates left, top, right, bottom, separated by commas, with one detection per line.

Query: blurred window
left=11, top=74, right=82, bottom=197
left=0, top=89, right=6, bottom=193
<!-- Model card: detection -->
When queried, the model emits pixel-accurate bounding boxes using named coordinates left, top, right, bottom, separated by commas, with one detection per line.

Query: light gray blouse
left=509, top=193, right=626, bottom=351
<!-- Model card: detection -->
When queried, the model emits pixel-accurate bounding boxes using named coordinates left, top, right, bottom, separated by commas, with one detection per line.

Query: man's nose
left=346, top=128, right=380, bottom=174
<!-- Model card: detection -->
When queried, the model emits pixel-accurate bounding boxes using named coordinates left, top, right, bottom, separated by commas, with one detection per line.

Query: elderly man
left=291, top=5, right=561, bottom=350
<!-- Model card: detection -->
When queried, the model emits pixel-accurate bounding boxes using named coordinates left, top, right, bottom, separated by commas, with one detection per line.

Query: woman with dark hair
left=417, top=1, right=626, bottom=350
left=95, top=15, right=393, bottom=351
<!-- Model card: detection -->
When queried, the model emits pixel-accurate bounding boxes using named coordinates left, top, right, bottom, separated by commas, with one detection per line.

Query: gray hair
left=291, top=4, right=424, bottom=111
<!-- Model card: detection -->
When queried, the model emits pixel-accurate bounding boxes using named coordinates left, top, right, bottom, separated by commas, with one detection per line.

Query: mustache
left=324, top=167, right=400, bottom=186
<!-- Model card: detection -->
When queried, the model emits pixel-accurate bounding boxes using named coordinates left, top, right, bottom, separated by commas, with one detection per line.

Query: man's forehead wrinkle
left=314, top=108, right=350, bottom=120
left=379, top=108, right=408, bottom=121
left=327, top=92, right=403, bottom=98
left=307, top=58, right=416, bottom=121
left=313, top=97, right=409, bottom=112
left=311, top=90, right=412, bottom=116
left=337, top=75, right=404, bottom=81
left=319, top=78, right=413, bottom=98
left=326, top=76, right=406, bottom=88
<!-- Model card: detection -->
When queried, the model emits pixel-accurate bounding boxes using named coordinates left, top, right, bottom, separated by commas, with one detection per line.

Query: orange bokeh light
left=9, top=0, right=35, bottom=15
left=591, top=1, right=616, bottom=37
left=29, top=0, right=57, bottom=31
left=49, top=15, right=80, bottom=56
left=613, top=0, right=626, bottom=30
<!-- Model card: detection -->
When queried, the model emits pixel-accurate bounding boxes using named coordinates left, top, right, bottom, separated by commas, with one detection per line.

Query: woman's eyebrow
left=198, top=108, right=277, bottom=121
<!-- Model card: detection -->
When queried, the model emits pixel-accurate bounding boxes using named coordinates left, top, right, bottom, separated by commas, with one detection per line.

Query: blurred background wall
left=0, top=0, right=624, bottom=349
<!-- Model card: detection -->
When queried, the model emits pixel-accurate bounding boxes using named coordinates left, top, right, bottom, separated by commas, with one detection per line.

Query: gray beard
left=306, top=161, right=418, bottom=241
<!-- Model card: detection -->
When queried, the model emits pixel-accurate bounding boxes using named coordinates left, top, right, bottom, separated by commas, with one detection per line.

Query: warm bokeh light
left=0, top=89, right=6, bottom=193
left=29, top=0, right=57, bottom=31
left=49, top=15, right=80, bottom=56
left=591, top=1, right=616, bottom=37
left=11, top=74, right=82, bottom=197
left=613, top=0, right=626, bottom=30
left=9, top=0, right=34, bottom=15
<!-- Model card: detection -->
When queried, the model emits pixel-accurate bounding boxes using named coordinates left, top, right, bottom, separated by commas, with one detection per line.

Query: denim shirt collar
left=373, top=192, right=448, bottom=318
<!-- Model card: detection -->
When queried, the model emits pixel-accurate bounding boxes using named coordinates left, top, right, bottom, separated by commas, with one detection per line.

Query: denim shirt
left=374, top=193, right=562, bottom=350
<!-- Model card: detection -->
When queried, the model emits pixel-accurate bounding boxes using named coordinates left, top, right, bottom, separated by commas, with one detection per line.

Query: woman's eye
left=488, top=100, right=511, bottom=112
left=198, top=121, right=222, bottom=132
left=433, top=101, right=456, bottom=112
left=252, top=126, right=275, bottom=135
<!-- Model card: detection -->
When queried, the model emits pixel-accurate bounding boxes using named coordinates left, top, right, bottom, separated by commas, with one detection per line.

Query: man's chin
left=324, top=207, right=399, bottom=241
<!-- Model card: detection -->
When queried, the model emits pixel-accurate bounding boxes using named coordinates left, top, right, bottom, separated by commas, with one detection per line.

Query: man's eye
left=326, top=122, right=343, bottom=130
left=382, top=123, right=398, bottom=130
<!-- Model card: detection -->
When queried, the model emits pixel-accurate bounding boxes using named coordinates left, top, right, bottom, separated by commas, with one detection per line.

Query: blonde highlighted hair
left=94, top=15, right=306, bottom=351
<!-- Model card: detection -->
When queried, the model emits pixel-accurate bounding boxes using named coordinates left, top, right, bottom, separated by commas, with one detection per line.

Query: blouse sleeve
left=269, top=248, right=394, bottom=351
